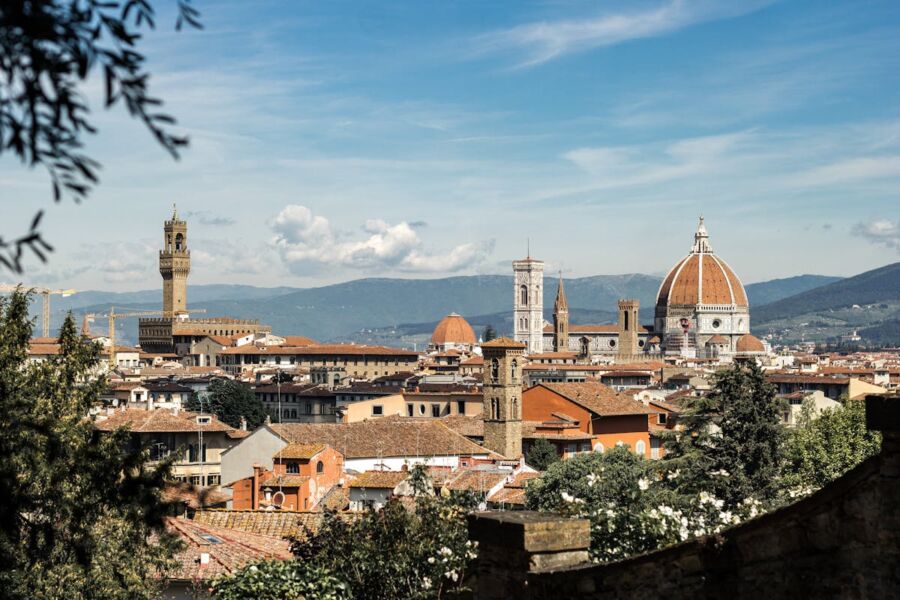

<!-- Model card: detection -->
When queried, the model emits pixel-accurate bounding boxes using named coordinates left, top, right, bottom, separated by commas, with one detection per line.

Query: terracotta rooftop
left=164, top=516, right=293, bottom=582
left=93, top=409, right=236, bottom=433
left=537, top=381, right=655, bottom=417
left=261, top=475, right=310, bottom=488
left=191, top=509, right=336, bottom=539
left=270, top=416, right=493, bottom=459
left=443, top=469, right=508, bottom=494
left=481, top=337, right=526, bottom=349
left=349, top=470, right=409, bottom=489
left=220, top=344, right=418, bottom=357
left=657, top=251, right=748, bottom=307
left=276, top=442, right=327, bottom=460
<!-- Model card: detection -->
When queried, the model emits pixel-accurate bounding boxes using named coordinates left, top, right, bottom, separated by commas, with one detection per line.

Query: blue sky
left=3, top=0, right=900, bottom=291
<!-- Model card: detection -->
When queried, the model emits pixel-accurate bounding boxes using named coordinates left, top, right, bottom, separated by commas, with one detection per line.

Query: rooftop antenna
left=527, top=237, right=530, bottom=259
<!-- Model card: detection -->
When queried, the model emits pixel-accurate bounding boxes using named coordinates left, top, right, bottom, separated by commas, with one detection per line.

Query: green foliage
left=662, top=362, right=784, bottom=509
left=0, top=290, right=177, bottom=599
left=525, top=438, right=560, bottom=471
left=288, top=465, right=477, bottom=599
left=187, top=378, right=267, bottom=429
left=783, top=398, right=881, bottom=491
left=210, top=560, right=349, bottom=600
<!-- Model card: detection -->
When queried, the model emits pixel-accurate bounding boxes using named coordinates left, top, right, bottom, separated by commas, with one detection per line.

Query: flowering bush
left=526, top=447, right=763, bottom=562
left=210, top=561, right=349, bottom=600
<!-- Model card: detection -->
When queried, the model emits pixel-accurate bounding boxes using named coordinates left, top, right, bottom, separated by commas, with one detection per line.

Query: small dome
left=656, top=218, right=748, bottom=308
left=735, top=334, right=765, bottom=353
left=431, top=313, right=476, bottom=346
left=707, top=334, right=729, bottom=344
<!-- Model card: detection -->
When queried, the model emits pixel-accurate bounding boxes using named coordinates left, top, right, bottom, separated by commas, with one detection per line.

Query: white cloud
left=271, top=205, right=493, bottom=275
left=852, top=219, right=900, bottom=252
left=473, top=0, right=774, bottom=68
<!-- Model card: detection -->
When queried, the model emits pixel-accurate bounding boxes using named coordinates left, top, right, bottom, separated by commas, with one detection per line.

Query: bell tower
left=553, top=272, right=569, bottom=352
left=617, top=299, right=640, bottom=357
left=513, top=253, right=544, bottom=354
left=160, top=205, right=190, bottom=317
left=481, top=337, right=525, bottom=459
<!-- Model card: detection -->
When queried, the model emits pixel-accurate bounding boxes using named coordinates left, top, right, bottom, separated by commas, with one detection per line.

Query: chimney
left=199, top=552, right=210, bottom=567
left=171, top=406, right=180, bottom=416
left=240, top=415, right=248, bottom=431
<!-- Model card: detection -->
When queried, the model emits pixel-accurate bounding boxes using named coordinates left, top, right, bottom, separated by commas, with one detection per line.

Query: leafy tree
left=782, top=398, right=881, bottom=492
left=210, top=560, right=349, bottom=600
left=0, top=1, right=200, bottom=273
left=186, top=378, right=267, bottom=429
left=661, top=362, right=785, bottom=509
left=482, top=324, right=497, bottom=342
left=0, top=290, right=177, bottom=598
left=525, top=438, right=560, bottom=471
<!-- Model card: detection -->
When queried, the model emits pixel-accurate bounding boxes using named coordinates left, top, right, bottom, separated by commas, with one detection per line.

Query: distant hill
left=754, top=263, right=900, bottom=325
left=742, top=275, right=842, bottom=306
left=25, top=271, right=838, bottom=345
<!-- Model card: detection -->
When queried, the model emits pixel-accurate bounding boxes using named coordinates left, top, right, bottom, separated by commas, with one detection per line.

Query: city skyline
left=3, top=0, right=900, bottom=291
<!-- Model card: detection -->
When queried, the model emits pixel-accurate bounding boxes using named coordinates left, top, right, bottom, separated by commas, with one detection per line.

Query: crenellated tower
left=160, top=205, right=190, bottom=317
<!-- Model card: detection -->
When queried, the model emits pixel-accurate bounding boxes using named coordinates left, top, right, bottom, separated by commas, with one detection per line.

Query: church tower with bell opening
left=160, top=205, right=190, bottom=317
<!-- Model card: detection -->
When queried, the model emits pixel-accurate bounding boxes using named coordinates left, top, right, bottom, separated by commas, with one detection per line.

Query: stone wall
left=469, top=394, right=900, bottom=599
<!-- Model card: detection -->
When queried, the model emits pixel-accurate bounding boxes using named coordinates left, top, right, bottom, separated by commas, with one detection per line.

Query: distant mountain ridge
left=31, top=272, right=841, bottom=345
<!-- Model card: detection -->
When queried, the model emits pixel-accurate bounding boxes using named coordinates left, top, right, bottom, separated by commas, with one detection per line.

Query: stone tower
left=513, top=255, right=544, bottom=354
left=481, top=337, right=525, bottom=459
left=160, top=205, right=190, bottom=317
left=553, top=273, right=569, bottom=352
left=617, top=299, right=640, bottom=357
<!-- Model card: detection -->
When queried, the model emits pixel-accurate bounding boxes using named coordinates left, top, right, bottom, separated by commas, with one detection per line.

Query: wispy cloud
left=472, top=0, right=774, bottom=68
left=270, top=205, right=494, bottom=275
left=852, top=218, right=900, bottom=252
left=185, top=210, right=236, bottom=226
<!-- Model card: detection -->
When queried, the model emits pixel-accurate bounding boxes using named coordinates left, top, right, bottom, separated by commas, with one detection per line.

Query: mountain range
left=27, top=271, right=850, bottom=346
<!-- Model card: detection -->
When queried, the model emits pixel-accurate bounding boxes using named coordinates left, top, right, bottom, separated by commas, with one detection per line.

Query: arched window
left=316, top=461, right=324, bottom=474
left=175, top=232, right=184, bottom=251
left=491, top=398, right=500, bottom=420
left=635, top=440, right=646, bottom=455
left=593, top=443, right=605, bottom=453
left=490, top=358, right=499, bottom=382
left=624, top=310, right=630, bottom=331
left=510, top=359, right=518, bottom=382
left=520, top=285, right=528, bottom=306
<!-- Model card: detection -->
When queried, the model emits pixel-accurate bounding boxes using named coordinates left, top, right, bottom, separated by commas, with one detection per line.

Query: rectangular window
left=657, top=413, right=667, bottom=425
left=372, top=405, right=384, bottom=416
left=207, top=474, right=220, bottom=486
left=407, top=404, right=414, bottom=417
left=431, top=404, right=441, bottom=418
left=566, top=443, right=576, bottom=454
left=457, top=400, right=465, bottom=415
left=286, top=462, right=300, bottom=474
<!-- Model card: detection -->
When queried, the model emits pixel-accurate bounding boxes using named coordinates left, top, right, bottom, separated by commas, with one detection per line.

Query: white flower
left=638, top=478, right=650, bottom=491
left=666, top=469, right=680, bottom=480
left=422, top=577, right=432, bottom=590
left=427, top=557, right=435, bottom=564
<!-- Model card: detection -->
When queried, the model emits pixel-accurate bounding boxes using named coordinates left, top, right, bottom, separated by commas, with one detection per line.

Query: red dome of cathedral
left=656, top=217, right=748, bottom=308
left=431, top=313, right=477, bottom=346
left=735, top=333, right=765, bottom=353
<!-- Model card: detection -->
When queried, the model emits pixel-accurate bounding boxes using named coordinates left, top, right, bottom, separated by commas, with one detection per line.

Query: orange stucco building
left=522, top=382, right=659, bottom=458
left=230, top=443, right=343, bottom=511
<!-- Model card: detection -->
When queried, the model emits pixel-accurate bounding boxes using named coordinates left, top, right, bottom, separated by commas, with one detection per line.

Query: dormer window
left=196, top=415, right=211, bottom=425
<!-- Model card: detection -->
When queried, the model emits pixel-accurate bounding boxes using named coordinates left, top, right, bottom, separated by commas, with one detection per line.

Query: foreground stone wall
left=469, top=395, right=900, bottom=599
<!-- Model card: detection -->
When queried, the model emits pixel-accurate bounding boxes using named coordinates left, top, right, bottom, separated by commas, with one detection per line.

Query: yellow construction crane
left=0, top=284, right=76, bottom=337
left=83, top=306, right=206, bottom=368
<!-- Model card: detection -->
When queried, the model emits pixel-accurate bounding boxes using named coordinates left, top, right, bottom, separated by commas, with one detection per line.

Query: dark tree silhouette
left=0, top=0, right=201, bottom=273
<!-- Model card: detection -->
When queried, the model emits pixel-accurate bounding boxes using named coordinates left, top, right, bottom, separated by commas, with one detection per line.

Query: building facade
left=513, top=257, right=544, bottom=354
